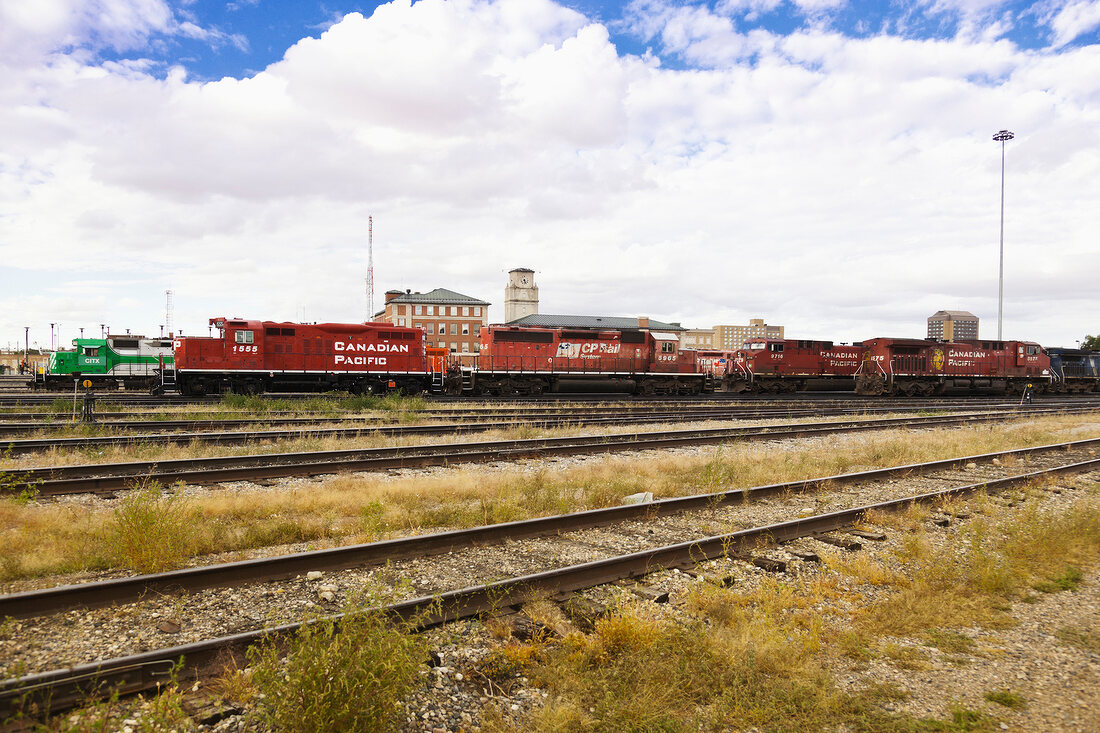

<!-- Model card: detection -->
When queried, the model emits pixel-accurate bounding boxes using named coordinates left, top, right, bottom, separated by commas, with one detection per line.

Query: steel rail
left=4, top=455, right=1098, bottom=722
left=0, top=404, right=982, bottom=452
left=2, top=408, right=1094, bottom=497
left=2, top=437, right=1097, bottom=620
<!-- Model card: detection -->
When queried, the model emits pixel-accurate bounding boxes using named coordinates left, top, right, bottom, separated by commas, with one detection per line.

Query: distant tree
left=1083, top=334, right=1100, bottom=350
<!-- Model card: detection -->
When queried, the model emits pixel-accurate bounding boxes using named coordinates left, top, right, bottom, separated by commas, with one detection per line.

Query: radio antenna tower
left=366, top=216, right=375, bottom=322
left=165, top=289, right=174, bottom=336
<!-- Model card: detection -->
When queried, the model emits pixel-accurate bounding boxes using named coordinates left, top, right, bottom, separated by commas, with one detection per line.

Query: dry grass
left=501, top=480, right=1099, bottom=732
left=0, top=415, right=1097, bottom=583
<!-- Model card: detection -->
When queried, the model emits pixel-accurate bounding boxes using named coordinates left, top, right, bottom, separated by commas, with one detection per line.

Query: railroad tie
left=814, top=534, right=862, bottom=551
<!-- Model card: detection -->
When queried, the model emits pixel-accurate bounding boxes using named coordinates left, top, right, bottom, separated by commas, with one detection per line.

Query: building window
left=462, top=306, right=469, bottom=316
left=398, top=318, right=405, bottom=326
left=439, top=341, right=446, bottom=348
left=450, top=306, right=457, bottom=316
left=450, top=323, right=457, bottom=335
left=427, top=324, right=434, bottom=335
left=474, top=343, right=481, bottom=352
left=462, top=323, right=469, bottom=335
left=461, top=342, right=469, bottom=352
left=475, top=325, right=481, bottom=336
left=427, top=306, right=434, bottom=316
left=473, top=307, right=481, bottom=316
left=450, top=342, right=458, bottom=352
left=415, top=322, right=423, bottom=329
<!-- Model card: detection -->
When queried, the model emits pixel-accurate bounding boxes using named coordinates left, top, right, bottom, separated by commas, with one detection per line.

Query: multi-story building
left=712, top=318, right=784, bottom=349
left=927, top=310, right=979, bottom=341
left=374, top=288, right=490, bottom=354
left=681, top=328, right=715, bottom=349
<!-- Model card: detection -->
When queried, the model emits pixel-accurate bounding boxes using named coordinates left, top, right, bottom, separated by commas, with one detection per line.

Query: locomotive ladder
left=430, top=370, right=445, bottom=391
left=156, top=360, right=178, bottom=394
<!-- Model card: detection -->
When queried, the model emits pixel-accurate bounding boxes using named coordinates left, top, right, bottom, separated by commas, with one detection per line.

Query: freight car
left=1046, top=348, right=1100, bottom=393
left=453, top=325, right=709, bottom=395
left=29, top=336, right=174, bottom=391
left=170, top=318, right=447, bottom=395
left=854, top=338, right=1049, bottom=396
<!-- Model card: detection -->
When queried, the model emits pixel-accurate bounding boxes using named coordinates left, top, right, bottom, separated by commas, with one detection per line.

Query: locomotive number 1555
left=233, top=345, right=259, bottom=353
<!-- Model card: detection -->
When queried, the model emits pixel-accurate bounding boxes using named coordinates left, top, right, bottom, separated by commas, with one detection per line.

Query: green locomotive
left=29, top=335, right=174, bottom=390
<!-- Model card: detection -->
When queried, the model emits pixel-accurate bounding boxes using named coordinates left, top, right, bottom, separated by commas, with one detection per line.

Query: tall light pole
left=993, top=129, right=1014, bottom=340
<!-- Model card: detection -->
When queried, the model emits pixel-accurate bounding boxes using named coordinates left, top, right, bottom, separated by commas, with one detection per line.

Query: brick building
left=375, top=288, right=490, bottom=354
left=927, top=310, right=979, bottom=341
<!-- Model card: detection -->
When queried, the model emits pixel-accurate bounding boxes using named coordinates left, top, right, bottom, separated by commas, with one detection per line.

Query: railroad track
left=3, top=443, right=1097, bottom=722
left=4, top=408, right=1095, bottom=497
left=0, top=402, right=1026, bottom=450
left=5, top=397, right=1090, bottom=427
left=2, top=436, right=1096, bottom=619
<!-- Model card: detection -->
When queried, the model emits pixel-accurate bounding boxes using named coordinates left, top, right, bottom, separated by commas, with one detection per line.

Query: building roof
left=509, top=267, right=535, bottom=273
left=505, top=314, right=686, bottom=332
left=387, top=288, right=490, bottom=306
left=929, top=310, right=978, bottom=320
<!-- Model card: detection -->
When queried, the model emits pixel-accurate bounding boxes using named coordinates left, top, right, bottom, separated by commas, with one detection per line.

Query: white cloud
left=0, top=0, right=173, bottom=63
left=2, top=0, right=1099, bottom=349
left=1045, top=0, right=1100, bottom=47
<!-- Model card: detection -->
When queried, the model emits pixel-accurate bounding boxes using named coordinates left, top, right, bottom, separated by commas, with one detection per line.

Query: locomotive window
left=769, top=343, right=784, bottom=353
left=1027, top=346, right=1039, bottom=355
left=620, top=331, right=645, bottom=344
left=234, top=330, right=254, bottom=344
left=404, top=332, right=416, bottom=340
left=112, top=339, right=139, bottom=349
left=661, top=342, right=675, bottom=354
left=82, top=347, right=99, bottom=357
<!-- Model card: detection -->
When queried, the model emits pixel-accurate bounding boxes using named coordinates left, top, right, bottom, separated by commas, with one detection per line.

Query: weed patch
left=984, top=689, right=1027, bottom=710
left=248, top=606, right=426, bottom=733
left=105, top=481, right=195, bottom=573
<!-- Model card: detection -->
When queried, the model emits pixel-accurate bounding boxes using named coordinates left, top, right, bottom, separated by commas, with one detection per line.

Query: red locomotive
left=854, top=337, right=1050, bottom=396
left=722, top=339, right=864, bottom=393
left=455, top=326, right=709, bottom=395
left=161, top=315, right=1063, bottom=400
left=172, top=317, right=447, bottom=395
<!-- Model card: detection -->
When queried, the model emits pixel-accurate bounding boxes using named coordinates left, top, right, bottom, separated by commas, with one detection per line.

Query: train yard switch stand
left=81, top=392, right=96, bottom=423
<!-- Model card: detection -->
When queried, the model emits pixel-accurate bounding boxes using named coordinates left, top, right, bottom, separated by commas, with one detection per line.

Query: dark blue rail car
left=1046, top=348, right=1100, bottom=393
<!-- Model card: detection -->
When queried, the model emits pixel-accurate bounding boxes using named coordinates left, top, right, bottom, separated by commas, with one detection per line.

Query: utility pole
left=366, top=215, right=375, bottom=323
left=993, top=129, right=1014, bottom=340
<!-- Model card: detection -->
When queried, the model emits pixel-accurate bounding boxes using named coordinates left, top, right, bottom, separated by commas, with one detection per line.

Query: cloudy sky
left=2, top=0, right=1098, bottom=352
